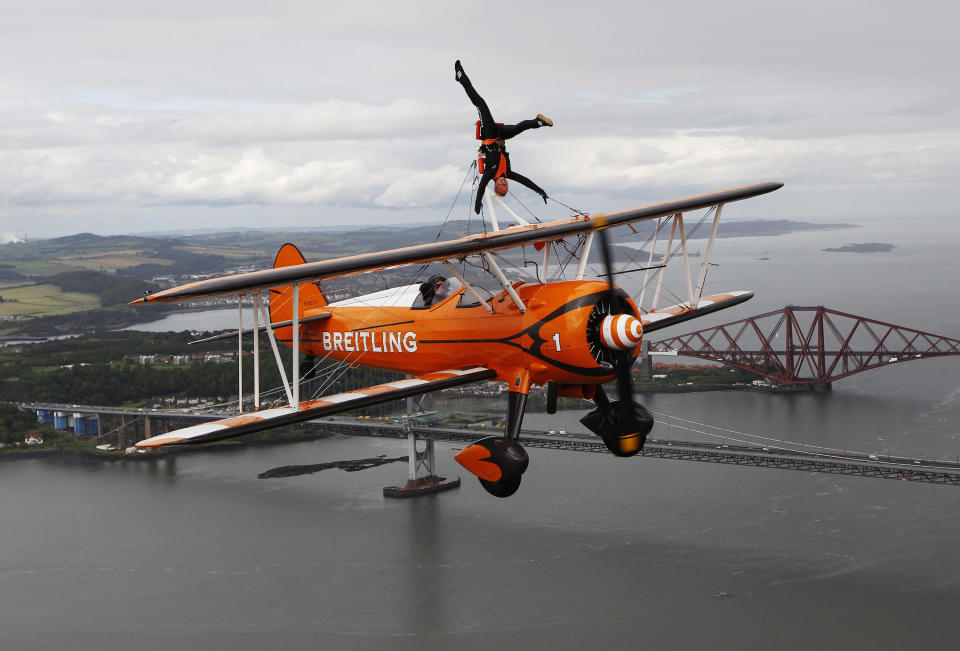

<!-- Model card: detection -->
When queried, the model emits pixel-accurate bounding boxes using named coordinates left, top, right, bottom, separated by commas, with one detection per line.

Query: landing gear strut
left=455, top=388, right=531, bottom=498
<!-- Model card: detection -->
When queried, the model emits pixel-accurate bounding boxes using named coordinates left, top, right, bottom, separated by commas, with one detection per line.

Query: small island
left=822, top=242, right=896, bottom=253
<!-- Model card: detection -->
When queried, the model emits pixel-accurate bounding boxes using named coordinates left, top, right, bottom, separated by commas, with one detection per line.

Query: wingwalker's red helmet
left=494, top=177, right=509, bottom=196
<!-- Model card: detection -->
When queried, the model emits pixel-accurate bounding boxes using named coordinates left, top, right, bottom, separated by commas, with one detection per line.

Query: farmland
left=0, top=283, right=100, bottom=318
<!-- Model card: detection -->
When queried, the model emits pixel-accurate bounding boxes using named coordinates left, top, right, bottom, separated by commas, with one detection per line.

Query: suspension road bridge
left=17, top=403, right=960, bottom=487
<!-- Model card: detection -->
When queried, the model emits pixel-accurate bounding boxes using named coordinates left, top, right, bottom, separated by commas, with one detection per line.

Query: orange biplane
left=133, top=182, right=782, bottom=497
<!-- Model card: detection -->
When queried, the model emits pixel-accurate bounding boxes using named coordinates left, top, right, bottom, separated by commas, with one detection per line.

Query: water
left=5, top=215, right=960, bottom=649
left=0, top=333, right=80, bottom=347
left=125, top=308, right=255, bottom=333
left=4, top=437, right=960, bottom=649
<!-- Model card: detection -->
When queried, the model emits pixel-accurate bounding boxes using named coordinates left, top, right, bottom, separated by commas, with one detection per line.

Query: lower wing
left=135, top=366, right=496, bottom=448
left=640, top=291, right=753, bottom=334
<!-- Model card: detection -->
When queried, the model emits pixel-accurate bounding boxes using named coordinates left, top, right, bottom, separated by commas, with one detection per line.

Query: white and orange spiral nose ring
left=599, top=314, right=643, bottom=350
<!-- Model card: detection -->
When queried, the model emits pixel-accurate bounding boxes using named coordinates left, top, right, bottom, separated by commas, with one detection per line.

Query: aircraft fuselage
left=275, top=280, right=639, bottom=390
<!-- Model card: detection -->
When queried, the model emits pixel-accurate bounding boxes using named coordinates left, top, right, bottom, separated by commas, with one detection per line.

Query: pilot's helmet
left=429, top=275, right=448, bottom=299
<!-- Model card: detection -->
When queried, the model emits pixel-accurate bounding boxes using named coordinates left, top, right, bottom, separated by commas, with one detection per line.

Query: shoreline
left=0, top=431, right=331, bottom=463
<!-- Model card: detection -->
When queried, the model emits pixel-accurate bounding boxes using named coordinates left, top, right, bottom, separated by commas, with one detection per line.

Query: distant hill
left=0, top=217, right=857, bottom=335
left=623, top=219, right=856, bottom=242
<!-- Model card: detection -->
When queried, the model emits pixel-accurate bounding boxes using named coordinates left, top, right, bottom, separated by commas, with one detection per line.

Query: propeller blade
left=585, top=227, right=654, bottom=456
left=546, top=381, right=558, bottom=414
left=596, top=228, right=633, bottom=405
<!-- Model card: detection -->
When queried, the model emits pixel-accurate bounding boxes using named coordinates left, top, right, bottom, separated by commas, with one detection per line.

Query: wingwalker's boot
left=536, top=114, right=553, bottom=127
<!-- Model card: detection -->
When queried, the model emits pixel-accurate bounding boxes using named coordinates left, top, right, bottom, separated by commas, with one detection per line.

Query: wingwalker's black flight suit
left=455, top=60, right=551, bottom=214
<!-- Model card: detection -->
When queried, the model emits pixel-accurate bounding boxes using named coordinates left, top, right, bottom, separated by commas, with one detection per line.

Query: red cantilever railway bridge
left=647, top=306, right=960, bottom=388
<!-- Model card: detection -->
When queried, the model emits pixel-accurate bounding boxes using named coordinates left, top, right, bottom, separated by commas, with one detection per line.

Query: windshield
left=457, top=282, right=495, bottom=308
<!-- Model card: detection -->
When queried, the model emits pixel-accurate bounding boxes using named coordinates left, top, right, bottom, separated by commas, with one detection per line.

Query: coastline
left=0, top=431, right=331, bottom=463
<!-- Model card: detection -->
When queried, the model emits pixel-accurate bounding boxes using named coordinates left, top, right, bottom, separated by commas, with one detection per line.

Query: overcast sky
left=1, top=0, right=957, bottom=239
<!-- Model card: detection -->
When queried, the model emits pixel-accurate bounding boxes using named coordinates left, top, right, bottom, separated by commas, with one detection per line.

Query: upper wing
left=135, top=366, right=495, bottom=448
left=133, top=182, right=782, bottom=305
left=640, top=291, right=754, bottom=334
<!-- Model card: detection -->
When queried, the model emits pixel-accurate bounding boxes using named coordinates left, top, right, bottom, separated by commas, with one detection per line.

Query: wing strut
left=255, top=293, right=295, bottom=408
left=541, top=241, right=551, bottom=283
left=292, top=283, right=300, bottom=408
left=694, top=204, right=724, bottom=306
left=678, top=213, right=695, bottom=308
left=486, top=188, right=501, bottom=231
left=236, top=287, right=311, bottom=413
left=652, top=214, right=680, bottom=311
left=237, top=297, right=244, bottom=413
left=490, top=192, right=531, bottom=227
left=575, top=231, right=595, bottom=280
left=253, top=293, right=260, bottom=410
left=482, top=251, right=526, bottom=313
left=637, top=217, right=664, bottom=309
left=441, top=261, right=494, bottom=313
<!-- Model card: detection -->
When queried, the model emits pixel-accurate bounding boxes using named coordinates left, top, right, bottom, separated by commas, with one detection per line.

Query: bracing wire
left=435, top=161, right=477, bottom=242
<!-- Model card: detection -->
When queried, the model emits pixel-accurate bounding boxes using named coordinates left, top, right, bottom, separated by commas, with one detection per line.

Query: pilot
left=455, top=60, right=551, bottom=214
left=418, top=275, right=448, bottom=307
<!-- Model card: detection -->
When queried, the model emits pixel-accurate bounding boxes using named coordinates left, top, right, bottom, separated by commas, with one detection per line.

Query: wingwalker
left=132, top=182, right=782, bottom=497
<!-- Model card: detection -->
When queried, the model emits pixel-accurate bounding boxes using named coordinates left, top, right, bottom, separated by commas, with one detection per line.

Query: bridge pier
left=636, top=340, right=653, bottom=380
left=24, top=406, right=185, bottom=450
left=383, top=420, right=460, bottom=498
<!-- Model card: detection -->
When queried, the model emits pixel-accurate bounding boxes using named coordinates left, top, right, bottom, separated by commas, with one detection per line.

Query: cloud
left=0, top=1, right=957, bottom=236
left=374, top=165, right=467, bottom=208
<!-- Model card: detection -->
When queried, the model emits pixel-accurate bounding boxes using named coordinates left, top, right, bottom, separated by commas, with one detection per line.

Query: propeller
left=579, top=224, right=654, bottom=456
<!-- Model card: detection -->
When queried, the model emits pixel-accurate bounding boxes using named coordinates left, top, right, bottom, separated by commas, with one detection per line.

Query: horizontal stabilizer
left=640, top=291, right=753, bottom=334
left=135, top=367, right=495, bottom=448
left=188, top=312, right=331, bottom=345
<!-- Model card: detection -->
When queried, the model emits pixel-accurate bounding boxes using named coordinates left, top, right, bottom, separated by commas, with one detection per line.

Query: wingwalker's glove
left=541, top=192, right=549, bottom=205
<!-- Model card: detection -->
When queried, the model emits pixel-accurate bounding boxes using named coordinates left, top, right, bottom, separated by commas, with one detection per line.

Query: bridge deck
left=18, top=403, right=960, bottom=487
left=316, top=420, right=960, bottom=487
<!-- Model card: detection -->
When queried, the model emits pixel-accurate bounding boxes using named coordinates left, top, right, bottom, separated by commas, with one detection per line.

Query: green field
left=64, top=254, right=174, bottom=271
left=0, top=283, right=100, bottom=317
left=176, top=244, right=262, bottom=260
left=6, top=260, right=88, bottom=277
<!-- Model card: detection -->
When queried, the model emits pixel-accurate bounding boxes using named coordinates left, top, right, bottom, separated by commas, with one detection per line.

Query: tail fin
left=269, top=244, right=327, bottom=331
